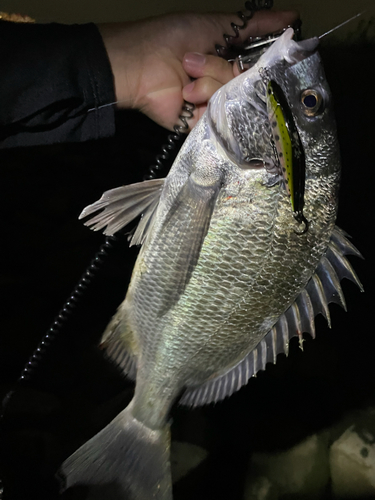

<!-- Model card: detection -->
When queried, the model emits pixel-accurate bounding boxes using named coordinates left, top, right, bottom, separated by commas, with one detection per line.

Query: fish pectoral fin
left=79, top=178, right=164, bottom=240
left=158, top=172, right=222, bottom=315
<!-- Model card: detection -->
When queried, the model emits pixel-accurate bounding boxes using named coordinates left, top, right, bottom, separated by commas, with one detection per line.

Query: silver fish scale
left=209, top=90, right=274, bottom=167
left=129, top=170, right=338, bottom=405
left=227, top=100, right=271, bottom=161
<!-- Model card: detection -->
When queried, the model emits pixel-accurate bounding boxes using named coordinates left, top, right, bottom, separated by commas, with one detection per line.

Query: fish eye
left=300, top=89, right=323, bottom=116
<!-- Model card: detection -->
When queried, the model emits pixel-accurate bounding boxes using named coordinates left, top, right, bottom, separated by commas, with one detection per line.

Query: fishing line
left=319, top=11, right=365, bottom=39
left=87, top=99, right=131, bottom=112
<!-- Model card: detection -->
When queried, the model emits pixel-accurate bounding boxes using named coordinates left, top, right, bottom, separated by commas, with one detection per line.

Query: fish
left=59, top=27, right=363, bottom=500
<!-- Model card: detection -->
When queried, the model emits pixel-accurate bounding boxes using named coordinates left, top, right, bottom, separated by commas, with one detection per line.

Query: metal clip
left=235, top=19, right=302, bottom=72
left=236, top=35, right=281, bottom=71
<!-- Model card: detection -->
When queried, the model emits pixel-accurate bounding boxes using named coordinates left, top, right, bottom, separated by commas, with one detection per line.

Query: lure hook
left=294, top=212, right=309, bottom=235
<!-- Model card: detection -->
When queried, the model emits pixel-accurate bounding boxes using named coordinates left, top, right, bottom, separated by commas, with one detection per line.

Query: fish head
left=207, top=28, right=340, bottom=182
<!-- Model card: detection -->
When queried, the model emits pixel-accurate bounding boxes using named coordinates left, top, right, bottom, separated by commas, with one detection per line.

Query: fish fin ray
left=327, top=241, right=364, bottom=292
left=179, top=227, right=362, bottom=407
left=316, top=256, right=347, bottom=310
left=59, top=404, right=172, bottom=500
left=296, top=289, right=316, bottom=338
left=79, top=179, right=164, bottom=238
left=331, top=226, right=364, bottom=259
left=130, top=196, right=160, bottom=246
left=305, top=273, right=331, bottom=327
left=157, top=175, right=221, bottom=315
left=104, top=340, right=137, bottom=380
left=100, top=305, right=139, bottom=380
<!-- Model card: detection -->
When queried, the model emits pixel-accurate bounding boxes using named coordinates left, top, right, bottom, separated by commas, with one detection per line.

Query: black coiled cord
left=22, top=236, right=117, bottom=383
left=0, top=235, right=118, bottom=497
left=143, top=101, right=195, bottom=180
left=0, top=0, right=275, bottom=430
left=1, top=236, right=117, bottom=405
left=0, top=2, right=276, bottom=497
left=216, top=0, right=274, bottom=59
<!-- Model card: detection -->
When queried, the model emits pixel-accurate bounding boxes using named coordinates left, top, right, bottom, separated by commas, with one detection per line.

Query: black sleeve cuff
left=0, top=21, right=116, bottom=147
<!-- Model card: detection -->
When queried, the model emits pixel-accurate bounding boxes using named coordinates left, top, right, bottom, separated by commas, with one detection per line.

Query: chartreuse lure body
left=266, top=79, right=308, bottom=233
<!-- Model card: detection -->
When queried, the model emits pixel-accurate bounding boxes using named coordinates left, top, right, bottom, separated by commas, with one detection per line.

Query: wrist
left=96, top=22, right=137, bottom=109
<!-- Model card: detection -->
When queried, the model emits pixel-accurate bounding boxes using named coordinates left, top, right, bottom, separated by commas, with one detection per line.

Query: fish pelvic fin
left=58, top=403, right=172, bottom=500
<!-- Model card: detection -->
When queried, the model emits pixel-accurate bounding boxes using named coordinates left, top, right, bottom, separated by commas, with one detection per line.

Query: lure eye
left=301, top=89, right=322, bottom=116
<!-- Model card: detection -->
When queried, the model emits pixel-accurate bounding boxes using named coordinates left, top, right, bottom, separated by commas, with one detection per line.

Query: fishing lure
left=266, top=78, right=309, bottom=233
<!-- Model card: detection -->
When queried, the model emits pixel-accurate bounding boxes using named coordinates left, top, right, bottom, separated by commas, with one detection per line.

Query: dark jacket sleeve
left=0, top=20, right=116, bottom=148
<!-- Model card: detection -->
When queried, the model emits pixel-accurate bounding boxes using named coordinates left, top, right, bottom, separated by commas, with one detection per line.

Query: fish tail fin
left=59, top=403, right=172, bottom=500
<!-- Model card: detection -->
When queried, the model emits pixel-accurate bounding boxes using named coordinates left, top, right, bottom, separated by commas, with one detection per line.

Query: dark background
left=1, top=40, right=375, bottom=499
left=0, top=0, right=373, bottom=39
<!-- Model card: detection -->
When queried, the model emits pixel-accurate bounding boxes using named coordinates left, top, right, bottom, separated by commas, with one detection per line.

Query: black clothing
left=0, top=21, right=116, bottom=148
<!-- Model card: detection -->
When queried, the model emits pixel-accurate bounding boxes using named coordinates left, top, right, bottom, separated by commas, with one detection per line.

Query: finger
left=182, top=76, right=223, bottom=105
left=182, top=53, right=234, bottom=82
left=186, top=103, right=207, bottom=132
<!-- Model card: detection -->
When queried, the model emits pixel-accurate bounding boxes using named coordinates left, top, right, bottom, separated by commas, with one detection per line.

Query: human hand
left=97, top=10, right=298, bottom=132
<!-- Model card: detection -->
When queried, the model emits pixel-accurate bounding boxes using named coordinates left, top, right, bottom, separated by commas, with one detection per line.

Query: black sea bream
left=60, top=28, right=362, bottom=500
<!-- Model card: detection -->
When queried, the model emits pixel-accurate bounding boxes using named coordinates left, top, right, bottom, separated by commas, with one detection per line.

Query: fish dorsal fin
left=179, top=226, right=363, bottom=407
left=79, top=178, right=164, bottom=243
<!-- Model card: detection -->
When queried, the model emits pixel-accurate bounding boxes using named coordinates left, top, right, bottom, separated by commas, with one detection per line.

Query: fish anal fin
left=179, top=226, right=362, bottom=408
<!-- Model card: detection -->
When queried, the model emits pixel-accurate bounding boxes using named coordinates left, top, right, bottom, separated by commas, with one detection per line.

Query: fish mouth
left=256, top=28, right=320, bottom=69
left=285, top=37, right=320, bottom=64
left=207, top=29, right=321, bottom=182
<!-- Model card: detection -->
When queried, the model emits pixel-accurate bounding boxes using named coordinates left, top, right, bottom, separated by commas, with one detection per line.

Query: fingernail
left=184, top=52, right=206, bottom=67
left=183, top=81, right=195, bottom=95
